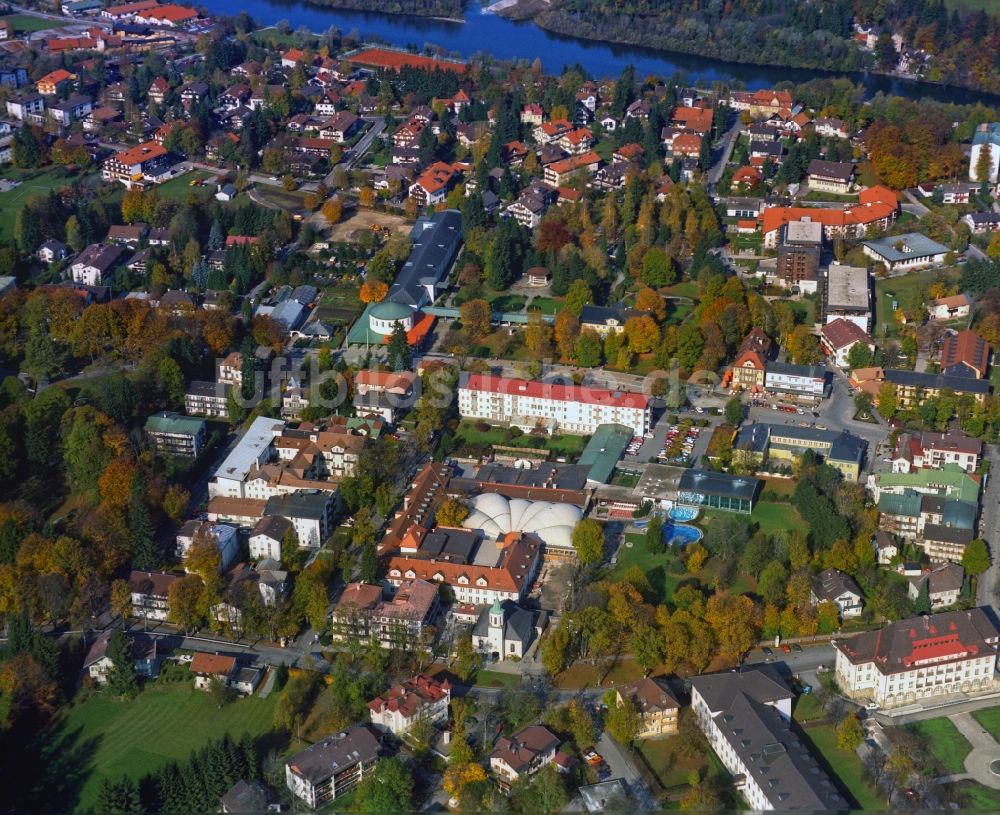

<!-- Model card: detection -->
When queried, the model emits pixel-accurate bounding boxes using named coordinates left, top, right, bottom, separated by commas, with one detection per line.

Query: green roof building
left=869, top=463, right=981, bottom=505
left=144, top=411, right=207, bottom=459
left=578, top=423, right=635, bottom=485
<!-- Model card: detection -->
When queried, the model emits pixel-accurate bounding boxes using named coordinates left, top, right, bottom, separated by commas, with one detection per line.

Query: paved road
left=707, top=113, right=741, bottom=189
left=946, top=711, right=1000, bottom=789
left=976, top=445, right=1000, bottom=607
left=902, top=189, right=932, bottom=217
left=596, top=731, right=658, bottom=811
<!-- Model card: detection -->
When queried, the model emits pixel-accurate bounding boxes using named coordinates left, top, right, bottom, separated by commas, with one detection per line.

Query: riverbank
left=305, top=0, right=464, bottom=20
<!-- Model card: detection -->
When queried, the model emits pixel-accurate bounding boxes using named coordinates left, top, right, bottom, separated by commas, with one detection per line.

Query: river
left=199, top=0, right=997, bottom=106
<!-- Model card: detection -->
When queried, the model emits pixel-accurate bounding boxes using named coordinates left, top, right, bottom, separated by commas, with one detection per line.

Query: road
left=707, top=113, right=741, bottom=190
left=976, top=444, right=1000, bottom=608
left=596, top=731, right=658, bottom=811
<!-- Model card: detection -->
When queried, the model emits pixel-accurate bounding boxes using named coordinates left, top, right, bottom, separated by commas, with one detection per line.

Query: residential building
left=891, top=430, right=982, bottom=474
left=368, top=675, right=451, bottom=735
left=928, top=293, right=971, bottom=321
left=190, top=651, right=237, bottom=690
left=83, top=630, right=158, bottom=684
left=330, top=579, right=440, bottom=649
left=263, top=492, right=334, bottom=549
left=6, top=93, right=45, bottom=121
left=386, top=531, right=541, bottom=606
left=810, top=568, right=864, bottom=618
left=220, top=780, right=278, bottom=814
left=908, top=563, right=965, bottom=610
left=834, top=608, right=999, bottom=708
left=824, top=263, right=871, bottom=332
left=176, top=521, right=240, bottom=573
left=543, top=150, right=601, bottom=186
left=806, top=159, right=854, bottom=193
left=144, top=411, right=206, bottom=458
left=185, top=380, right=229, bottom=418
left=615, top=677, right=680, bottom=738
left=873, top=530, right=899, bottom=565
left=882, top=369, right=990, bottom=406
left=248, top=515, right=293, bottom=562
left=819, top=318, right=875, bottom=368
left=728, top=350, right=766, bottom=392
left=37, top=68, right=75, bottom=96
left=49, top=94, right=92, bottom=127
left=102, top=141, right=171, bottom=188
left=38, top=239, right=69, bottom=264
left=458, top=373, right=651, bottom=437
left=490, top=725, right=561, bottom=787
left=128, top=569, right=180, bottom=623
left=409, top=161, right=464, bottom=206
left=471, top=598, right=543, bottom=660
left=969, top=122, right=1000, bottom=183
left=691, top=668, right=844, bottom=811
left=962, top=212, right=1000, bottom=233
left=760, top=186, right=897, bottom=248
left=285, top=725, right=382, bottom=809
left=940, top=330, right=990, bottom=379
left=735, top=423, right=867, bottom=480
left=862, top=233, right=950, bottom=272
left=867, top=462, right=982, bottom=503
left=764, top=362, right=828, bottom=398
left=70, top=243, right=124, bottom=286
left=578, top=304, right=650, bottom=337
left=353, top=369, right=416, bottom=424
left=209, top=416, right=287, bottom=499
left=774, top=220, right=821, bottom=293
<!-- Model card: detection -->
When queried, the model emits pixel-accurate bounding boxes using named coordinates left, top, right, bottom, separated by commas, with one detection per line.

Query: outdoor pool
left=662, top=522, right=703, bottom=547
left=669, top=506, right=700, bottom=522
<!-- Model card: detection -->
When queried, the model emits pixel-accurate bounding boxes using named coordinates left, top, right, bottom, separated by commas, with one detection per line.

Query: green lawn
left=637, top=735, right=709, bottom=789
left=955, top=780, right=1000, bottom=810
left=1, top=13, right=60, bottom=32
left=662, top=282, right=699, bottom=299
left=606, top=533, right=686, bottom=603
left=452, top=419, right=589, bottom=458
left=51, top=681, right=278, bottom=813
left=155, top=171, right=217, bottom=202
left=800, top=724, right=883, bottom=810
left=874, top=268, right=959, bottom=338
left=973, top=707, right=1000, bottom=741
left=908, top=718, right=972, bottom=775
left=0, top=166, right=81, bottom=243
left=488, top=293, right=527, bottom=312
left=700, top=501, right=807, bottom=537
left=528, top=297, right=561, bottom=315
left=473, top=669, right=521, bottom=688
left=792, top=692, right=825, bottom=723
left=772, top=297, right=815, bottom=326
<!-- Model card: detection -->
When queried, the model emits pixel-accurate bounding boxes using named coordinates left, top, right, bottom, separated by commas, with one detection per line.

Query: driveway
left=596, top=731, right=657, bottom=811
left=947, top=711, right=1000, bottom=789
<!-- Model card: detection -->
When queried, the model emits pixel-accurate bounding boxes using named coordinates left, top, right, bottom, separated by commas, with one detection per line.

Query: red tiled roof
left=114, top=141, right=167, bottom=165
left=349, top=47, right=466, bottom=74
left=761, top=185, right=897, bottom=236
left=190, top=651, right=236, bottom=676
left=670, top=106, right=713, bottom=134
left=941, top=330, right=989, bottom=376
left=461, top=373, right=650, bottom=409
left=820, top=318, right=872, bottom=350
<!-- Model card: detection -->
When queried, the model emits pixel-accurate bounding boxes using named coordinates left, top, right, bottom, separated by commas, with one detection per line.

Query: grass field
left=908, top=718, right=972, bottom=775
left=552, top=657, right=644, bottom=689
left=606, top=533, right=686, bottom=603
left=792, top=692, right=825, bottom=723
left=316, top=285, right=363, bottom=323
left=528, top=296, right=562, bottom=315
left=800, top=724, right=883, bottom=810
left=0, top=167, right=79, bottom=243
left=255, top=185, right=307, bottom=211
left=452, top=419, right=589, bottom=458
left=874, top=268, right=959, bottom=337
left=700, top=501, right=807, bottom=537
left=973, top=707, right=1000, bottom=741
left=1, top=13, right=61, bottom=32
left=637, top=735, right=709, bottom=789
left=473, top=669, right=522, bottom=689
left=50, top=682, right=278, bottom=813
left=155, top=171, right=217, bottom=203
left=956, top=780, right=1000, bottom=810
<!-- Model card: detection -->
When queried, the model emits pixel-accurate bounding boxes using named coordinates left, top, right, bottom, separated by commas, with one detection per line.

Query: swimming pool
left=668, top=506, right=700, bottom=522
left=662, top=522, right=703, bottom=547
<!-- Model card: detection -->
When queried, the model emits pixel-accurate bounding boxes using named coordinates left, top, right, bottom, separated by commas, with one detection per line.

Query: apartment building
left=490, top=725, right=562, bottom=788
left=102, top=141, right=171, bottom=188
left=891, top=430, right=983, bottom=474
left=176, top=521, right=239, bottom=573
left=263, top=492, right=334, bottom=549
left=834, top=608, right=999, bottom=709
left=615, top=677, right=680, bottom=738
left=185, top=380, right=229, bottom=418
left=458, top=373, right=651, bottom=437
left=883, top=369, right=990, bottom=406
left=810, top=568, right=864, bottom=618
left=209, top=416, right=287, bottom=499
left=940, top=330, right=990, bottom=379
left=127, top=570, right=180, bottom=623
left=763, top=362, right=828, bottom=398
left=144, top=411, right=206, bottom=458
left=690, top=668, right=844, bottom=811
left=368, top=674, right=451, bottom=736
left=734, top=423, right=867, bottom=480
left=330, top=579, right=440, bottom=649
left=908, top=563, right=965, bottom=610
left=285, top=726, right=382, bottom=809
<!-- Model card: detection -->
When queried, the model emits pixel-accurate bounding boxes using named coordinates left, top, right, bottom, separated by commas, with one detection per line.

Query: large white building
left=367, top=674, right=451, bottom=736
left=690, top=668, right=844, bottom=811
left=457, top=373, right=651, bottom=437
left=209, top=416, right=287, bottom=499
left=970, top=123, right=1000, bottom=182
left=834, top=608, right=999, bottom=709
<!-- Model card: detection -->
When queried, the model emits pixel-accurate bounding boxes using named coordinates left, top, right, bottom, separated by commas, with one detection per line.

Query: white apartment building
left=892, top=430, right=983, bottom=474
left=764, top=362, right=827, bottom=398
left=208, top=416, right=287, bottom=499
left=457, top=373, right=651, bottom=436
left=368, top=675, right=451, bottom=735
left=175, top=521, right=239, bottom=573
left=285, top=726, right=381, bottom=809
left=834, top=608, right=999, bottom=709
left=690, top=669, right=843, bottom=811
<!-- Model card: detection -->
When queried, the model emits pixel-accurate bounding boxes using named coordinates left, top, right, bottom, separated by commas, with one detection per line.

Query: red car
left=781, top=644, right=792, bottom=654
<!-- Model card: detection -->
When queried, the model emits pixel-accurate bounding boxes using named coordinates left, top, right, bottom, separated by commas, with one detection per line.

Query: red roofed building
left=331, top=578, right=440, bottom=648
left=37, top=68, right=75, bottom=96
left=490, top=725, right=562, bottom=787
left=819, top=318, right=875, bottom=367
left=458, top=372, right=651, bottom=436
left=940, top=329, right=990, bottom=379
left=543, top=150, right=601, bottom=186
left=101, top=0, right=158, bottom=20
left=190, top=651, right=236, bottom=689
left=761, top=185, right=897, bottom=248
left=408, top=161, right=464, bottom=206
left=670, top=131, right=702, bottom=157
left=729, top=350, right=767, bottom=392
left=368, top=675, right=451, bottom=735
left=135, top=3, right=197, bottom=26
left=670, top=106, right=713, bottom=134
left=732, top=166, right=762, bottom=189
left=834, top=607, right=1000, bottom=708
left=102, top=140, right=170, bottom=188
left=348, top=46, right=467, bottom=74
left=225, top=235, right=258, bottom=247
left=558, top=127, right=593, bottom=155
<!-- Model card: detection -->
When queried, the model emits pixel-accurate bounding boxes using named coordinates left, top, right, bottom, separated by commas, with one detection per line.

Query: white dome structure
left=463, top=493, right=583, bottom=552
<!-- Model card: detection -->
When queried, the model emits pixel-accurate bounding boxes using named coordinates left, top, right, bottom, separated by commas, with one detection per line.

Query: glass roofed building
left=676, top=469, right=761, bottom=514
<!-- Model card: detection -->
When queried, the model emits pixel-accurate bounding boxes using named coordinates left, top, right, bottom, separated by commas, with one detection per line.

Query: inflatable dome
left=462, top=493, right=583, bottom=551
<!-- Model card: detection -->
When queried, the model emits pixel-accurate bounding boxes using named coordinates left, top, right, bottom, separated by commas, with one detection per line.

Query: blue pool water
left=662, top=522, right=702, bottom=547
left=668, top=506, right=699, bottom=522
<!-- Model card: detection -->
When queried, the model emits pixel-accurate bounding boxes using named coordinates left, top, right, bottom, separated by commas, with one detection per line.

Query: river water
left=200, top=0, right=997, bottom=106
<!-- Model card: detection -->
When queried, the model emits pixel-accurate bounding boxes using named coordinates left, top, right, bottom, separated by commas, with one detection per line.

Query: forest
left=307, top=0, right=465, bottom=18
left=520, top=0, right=1000, bottom=94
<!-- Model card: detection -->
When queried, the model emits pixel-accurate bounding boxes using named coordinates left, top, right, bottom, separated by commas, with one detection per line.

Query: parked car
left=762, top=647, right=774, bottom=660
left=781, top=644, right=792, bottom=654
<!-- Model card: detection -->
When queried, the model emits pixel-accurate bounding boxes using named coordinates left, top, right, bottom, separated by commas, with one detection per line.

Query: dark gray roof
left=291, top=284, right=318, bottom=305
left=691, top=665, right=792, bottom=713
left=765, top=361, right=827, bottom=380
left=473, top=462, right=590, bottom=491
left=922, top=524, right=975, bottom=545
left=285, top=725, right=381, bottom=785
left=251, top=514, right=292, bottom=541
left=473, top=599, right=537, bottom=647
left=220, top=779, right=274, bottom=814
left=264, top=491, right=331, bottom=521
left=389, top=209, right=462, bottom=308
left=186, top=379, right=225, bottom=398
left=807, top=159, right=854, bottom=181
left=884, top=368, right=991, bottom=396
left=678, top=469, right=761, bottom=501
left=811, top=568, right=862, bottom=603
left=415, top=527, right=480, bottom=562
left=712, top=692, right=844, bottom=810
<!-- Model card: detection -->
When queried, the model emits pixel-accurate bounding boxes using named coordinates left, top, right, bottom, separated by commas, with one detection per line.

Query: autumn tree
left=553, top=309, right=580, bottom=361
left=436, top=497, right=469, bottom=527
left=359, top=186, right=376, bottom=208
left=605, top=695, right=641, bottom=745
left=571, top=519, right=605, bottom=565
left=704, top=593, right=760, bottom=661
left=624, top=315, right=660, bottom=354
left=322, top=197, right=343, bottom=224
left=359, top=279, right=388, bottom=304
left=876, top=382, right=897, bottom=419
left=524, top=311, right=552, bottom=356
left=835, top=714, right=863, bottom=751
left=635, top=286, right=667, bottom=321
left=459, top=298, right=491, bottom=340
